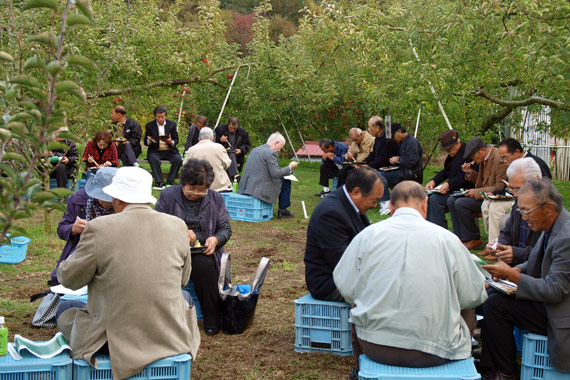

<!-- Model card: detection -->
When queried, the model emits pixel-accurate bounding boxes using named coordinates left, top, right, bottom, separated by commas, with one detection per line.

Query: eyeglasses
left=517, top=203, right=546, bottom=216
left=182, top=189, right=208, bottom=197
left=500, top=156, right=512, bottom=163
left=507, top=186, right=522, bottom=193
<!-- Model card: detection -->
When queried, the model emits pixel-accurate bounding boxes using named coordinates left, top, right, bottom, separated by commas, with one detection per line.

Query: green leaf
left=0, top=51, right=14, bottom=63
left=10, top=74, right=42, bottom=88
left=27, top=87, right=48, bottom=101
left=33, top=191, right=57, bottom=203
left=23, top=56, right=47, bottom=70
left=46, top=60, right=64, bottom=76
left=22, top=0, right=57, bottom=10
left=46, top=141, right=68, bottom=151
left=1, top=152, right=27, bottom=162
left=66, top=13, right=95, bottom=26
left=6, top=121, right=28, bottom=135
left=66, top=54, right=99, bottom=71
left=49, top=187, right=71, bottom=198
left=21, top=178, right=41, bottom=191
left=28, top=31, right=59, bottom=49
left=55, top=80, right=86, bottom=102
left=74, top=0, right=94, bottom=22
left=0, top=128, right=10, bottom=141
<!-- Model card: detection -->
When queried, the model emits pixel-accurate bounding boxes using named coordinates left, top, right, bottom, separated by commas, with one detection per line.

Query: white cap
left=102, top=167, right=157, bottom=204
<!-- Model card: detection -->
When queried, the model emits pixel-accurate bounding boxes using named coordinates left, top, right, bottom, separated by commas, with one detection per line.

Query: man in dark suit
left=498, top=138, right=551, bottom=179
left=480, top=178, right=570, bottom=380
left=144, top=105, right=182, bottom=189
left=304, top=167, right=385, bottom=301
left=184, top=115, right=208, bottom=152
left=215, top=116, right=251, bottom=177
left=425, top=130, right=474, bottom=229
left=110, top=105, right=142, bottom=166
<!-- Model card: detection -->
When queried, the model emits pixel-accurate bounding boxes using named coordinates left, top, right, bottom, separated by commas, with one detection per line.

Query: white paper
left=283, top=174, right=299, bottom=182
left=50, top=284, right=87, bottom=295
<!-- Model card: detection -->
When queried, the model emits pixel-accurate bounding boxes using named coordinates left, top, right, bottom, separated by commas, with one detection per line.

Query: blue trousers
left=279, top=179, right=292, bottom=210
left=378, top=170, right=400, bottom=201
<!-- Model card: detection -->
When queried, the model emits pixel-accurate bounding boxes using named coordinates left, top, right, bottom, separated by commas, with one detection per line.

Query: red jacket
left=81, top=140, right=119, bottom=170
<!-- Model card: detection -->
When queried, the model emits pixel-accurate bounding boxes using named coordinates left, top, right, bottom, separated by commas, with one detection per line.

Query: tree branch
left=472, top=87, right=569, bottom=111
left=480, top=106, right=514, bottom=134
left=86, top=64, right=252, bottom=99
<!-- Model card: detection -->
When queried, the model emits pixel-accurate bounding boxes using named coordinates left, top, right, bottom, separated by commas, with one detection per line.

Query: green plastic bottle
left=232, top=178, right=238, bottom=193
left=0, top=316, right=7, bottom=356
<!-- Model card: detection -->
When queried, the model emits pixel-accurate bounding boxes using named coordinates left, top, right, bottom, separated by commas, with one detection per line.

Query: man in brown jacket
left=448, top=137, right=507, bottom=250
left=57, top=167, right=200, bottom=380
left=337, top=128, right=375, bottom=187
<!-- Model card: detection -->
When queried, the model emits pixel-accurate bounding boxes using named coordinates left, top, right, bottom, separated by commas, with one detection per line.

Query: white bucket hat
left=103, top=167, right=157, bottom=204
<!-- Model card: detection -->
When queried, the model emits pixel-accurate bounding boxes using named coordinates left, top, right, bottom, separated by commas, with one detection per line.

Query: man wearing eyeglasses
left=479, top=178, right=570, bottom=380
left=215, top=116, right=251, bottom=177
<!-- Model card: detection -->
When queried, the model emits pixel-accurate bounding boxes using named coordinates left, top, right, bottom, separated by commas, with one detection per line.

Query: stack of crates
left=0, top=350, right=72, bottom=380
left=294, top=294, right=352, bottom=356
left=73, top=353, right=191, bottom=380
left=520, top=333, right=570, bottom=380
left=358, top=355, right=481, bottom=380
left=221, top=193, right=273, bottom=222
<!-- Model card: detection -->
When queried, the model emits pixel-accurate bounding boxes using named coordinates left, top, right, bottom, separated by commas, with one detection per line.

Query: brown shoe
left=464, top=239, right=484, bottom=250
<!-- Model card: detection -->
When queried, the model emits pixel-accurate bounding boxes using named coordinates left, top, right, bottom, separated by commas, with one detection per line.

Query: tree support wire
left=214, top=66, right=240, bottom=129
left=290, top=114, right=312, bottom=164
left=409, top=39, right=453, bottom=130
left=279, top=117, right=299, bottom=161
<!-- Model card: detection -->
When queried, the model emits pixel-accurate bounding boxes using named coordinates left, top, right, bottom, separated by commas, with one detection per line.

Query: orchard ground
left=2, top=161, right=570, bottom=379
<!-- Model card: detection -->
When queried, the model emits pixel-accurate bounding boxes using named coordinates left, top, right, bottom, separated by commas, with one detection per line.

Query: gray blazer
left=238, top=143, right=291, bottom=204
left=517, top=208, right=570, bottom=372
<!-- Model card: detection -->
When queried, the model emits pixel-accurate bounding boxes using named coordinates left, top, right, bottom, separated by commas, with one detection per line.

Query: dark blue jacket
left=398, top=134, right=423, bottom=183
left=304, top=187, right=369, bottom=300
left=430, top=142, right=474, bottom=192
left=144, top=119, right=179, bottom=154
left=52, top=189, right=89, bottom=283
left=364, top=132, right=400, bottom=169
left=322, top=141, right=349, bottom=167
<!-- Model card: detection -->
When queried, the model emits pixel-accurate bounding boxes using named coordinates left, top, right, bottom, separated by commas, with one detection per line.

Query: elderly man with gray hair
left=334, top=181, right=487, bottom=379
left=238, top=132, right=298, bottom=218
left=484, top=157, right=543, bottom=263
left=480, top=178, right=570, bottom=380
left=184, top=127, right=232, bottom=192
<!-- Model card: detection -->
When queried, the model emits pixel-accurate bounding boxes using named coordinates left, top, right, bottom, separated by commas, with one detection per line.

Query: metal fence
left=505, top=107, right=569, bottom=181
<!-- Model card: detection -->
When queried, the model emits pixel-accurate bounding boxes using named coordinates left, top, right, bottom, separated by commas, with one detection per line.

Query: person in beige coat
left=184, top=127, right=232, bottom=192
left=56, top=167, right=200, bottom=380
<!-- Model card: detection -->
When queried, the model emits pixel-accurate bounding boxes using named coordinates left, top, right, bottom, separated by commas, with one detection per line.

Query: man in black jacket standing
left=110, top=105, right=142, bottom=166
left=215, top=116, right=251, bottom=177
left=144, top=106, right=182, bottom=189
left=426, top=130, right=474, bottom=229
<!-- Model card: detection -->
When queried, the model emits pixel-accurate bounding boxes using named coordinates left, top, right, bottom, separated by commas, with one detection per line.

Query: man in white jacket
left=334, top=181, right=487, bottom=378
left=184, top=127, right=232, bottom=192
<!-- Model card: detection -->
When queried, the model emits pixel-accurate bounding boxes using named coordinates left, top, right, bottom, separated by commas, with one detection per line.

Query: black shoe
left=314, top=190, right=331, bottom=197
left=348, top=367, right=358, bottom=380
left=277, top=209, right=294, bottom=219
left=205, top=326, right=220, bottom=336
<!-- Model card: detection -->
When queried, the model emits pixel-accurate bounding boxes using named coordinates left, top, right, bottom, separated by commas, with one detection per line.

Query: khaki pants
left=481, top=200, right=513, bottom=244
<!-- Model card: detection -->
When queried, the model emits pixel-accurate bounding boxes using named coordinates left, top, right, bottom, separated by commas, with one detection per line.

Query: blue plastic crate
left=75, top=179, right=87, bottom=191
left=294, top=294, right=352, bottom=356
left=332, top=177, right=338, bottom=190
left=61, top=293, right=88, bottom=304
left=521, top=333, right=570, bottom=380
left=183, top=280, right=203, bottom=321
left=221, top=193, right=273, bottom=222
left=73, top=353, right=191, bottom=380
left=514, top=326, right=528, bottom=355
left=0, top=236, right=31, bottom=264
left=0, top=350, right=72, bottom=380
left=359, top=355, right=481, bottom=380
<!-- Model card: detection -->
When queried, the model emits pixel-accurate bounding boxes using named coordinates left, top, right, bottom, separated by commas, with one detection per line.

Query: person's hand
left=466, top=189, right=476, bottom=198
left=187, top=229, right=196, bottom=245
left=87, top=156, right=95, bottom=163
left=61, top=157, right=69, bottom=165
left=389, top=156, right=399, bottom=165
left=425, top=180, right=436, bottom=191
left=43, top=150, right=52, bottom=157
left=71, top=218, right=87, bottom=235
left=148, top=136, right=156, bottom=143
left=289, top=161, right=299, bottom=170
left=103, top=161, right=112, bottom=167
left=124, top=140, right=129, bottom=144
left=204, top=236, right=219, bottom=255
left=165, top=136, right=173, bottom=145
left=220, top=135, right=228, bottom=143
left=461, top=162, right=472, bottom=175
left=439, top=182, right=450, bottom=194
left=482, top=261, right=521, bottom=283
left=235, top=148, right=242, bottom=155
left=324, top=152, right=334, bottom=161
left=495, top=243, right=514, bottom=264
left=345, top=152, right=354, bottom=161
